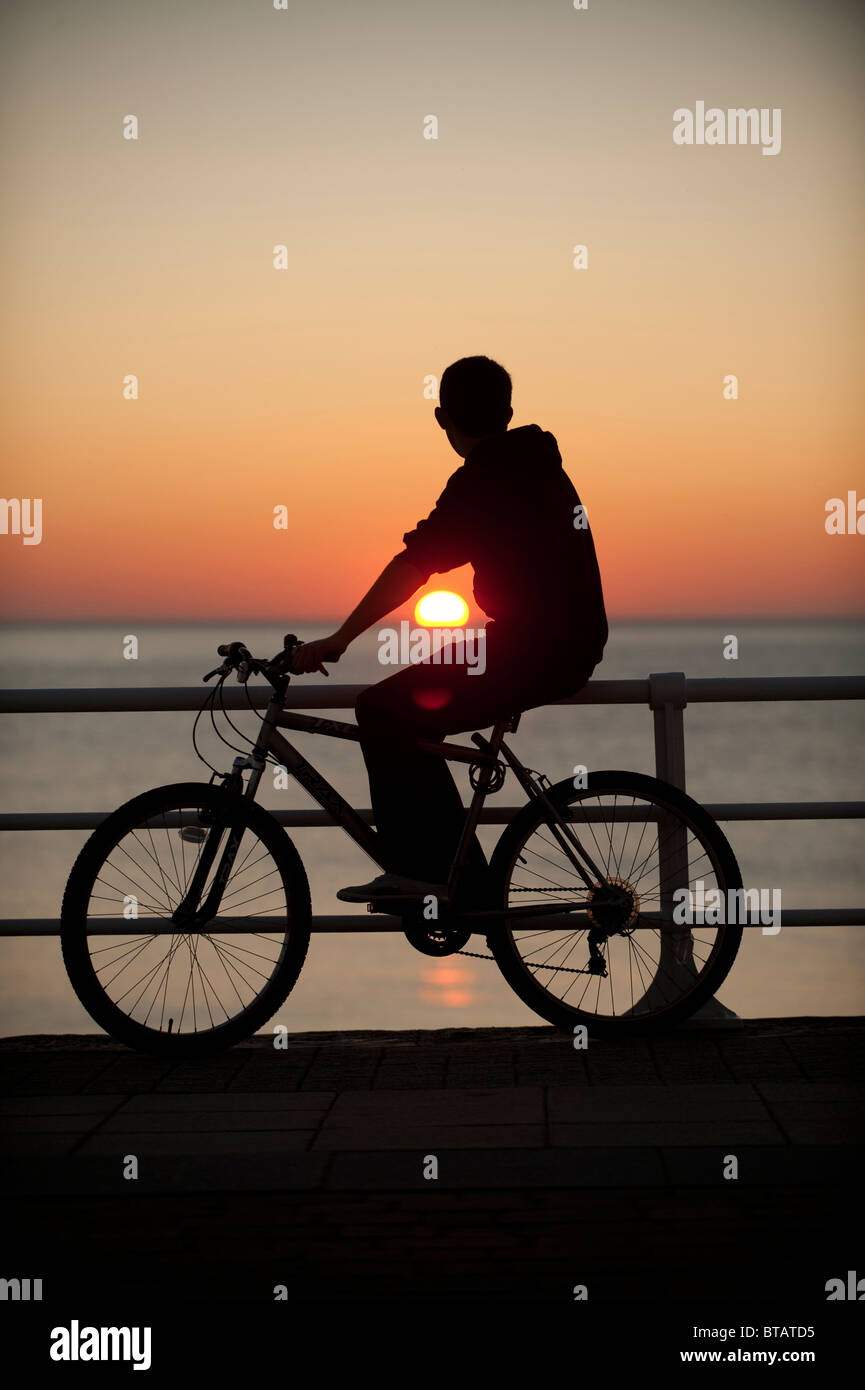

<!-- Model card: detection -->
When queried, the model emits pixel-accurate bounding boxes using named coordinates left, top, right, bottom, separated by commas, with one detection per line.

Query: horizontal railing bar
left=0, top=682, right=640, bottom=712
left=672, top=676, right=865, bottom=703
left=2, top=909, right=863, bottom=936
left=2, top=801, right=863, bottom=832
left=1, top=673, right=864, bottom=715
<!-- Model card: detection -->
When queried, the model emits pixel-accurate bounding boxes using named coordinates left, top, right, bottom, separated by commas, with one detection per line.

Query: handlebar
left=204, top=634, right=301, bottom=686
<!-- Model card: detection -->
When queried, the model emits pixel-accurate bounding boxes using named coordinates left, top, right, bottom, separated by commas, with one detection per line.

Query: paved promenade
left=1, top=1017, right=863, bottom=1306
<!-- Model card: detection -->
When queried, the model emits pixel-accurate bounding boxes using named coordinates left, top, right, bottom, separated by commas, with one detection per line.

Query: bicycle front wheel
left=61, top=782, right=311, bottom=1057
left=486, top=771, right=743, bottom=1036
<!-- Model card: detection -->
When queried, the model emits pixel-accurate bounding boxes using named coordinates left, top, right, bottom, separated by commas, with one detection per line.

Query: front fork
left=171, top=756, right=263, bottom=927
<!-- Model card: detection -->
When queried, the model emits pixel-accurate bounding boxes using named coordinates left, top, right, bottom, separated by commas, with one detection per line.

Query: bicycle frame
left=178, top=683, right=621, bottom=929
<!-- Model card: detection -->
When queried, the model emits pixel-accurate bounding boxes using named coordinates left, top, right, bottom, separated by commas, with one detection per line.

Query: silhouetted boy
left=290, top=356, right=607, bottom=903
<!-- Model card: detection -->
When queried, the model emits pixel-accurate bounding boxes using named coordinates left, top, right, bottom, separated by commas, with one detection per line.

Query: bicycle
left=60, top=635, right=744, bottom=1057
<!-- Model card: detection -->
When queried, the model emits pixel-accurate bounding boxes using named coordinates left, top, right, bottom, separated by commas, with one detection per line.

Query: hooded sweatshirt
left=395, top=424, right=608, bottom=667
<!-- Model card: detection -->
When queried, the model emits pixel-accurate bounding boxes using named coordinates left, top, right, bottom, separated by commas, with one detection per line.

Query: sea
left=0, top=619, right=863, bottom=1037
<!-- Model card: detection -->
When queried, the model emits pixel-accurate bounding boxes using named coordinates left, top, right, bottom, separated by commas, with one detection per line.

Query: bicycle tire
left=485, top=770, right=743, bottom=1036
left=61, top=782, right=312, bottom=1057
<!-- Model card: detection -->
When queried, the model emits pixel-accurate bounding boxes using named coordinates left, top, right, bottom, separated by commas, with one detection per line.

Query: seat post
left=479, top=714, right=519, bottom=757
left=487, top=719, right=510, bottom=755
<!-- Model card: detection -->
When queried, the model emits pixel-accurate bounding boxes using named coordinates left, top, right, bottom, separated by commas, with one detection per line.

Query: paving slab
left=75, top=1128, right=318, bottom=1156
left=326, top=1146, right=668, bottom=1189
left=323, top=1085, right=542, bottom=1124
left=117, top=1090, right=335, bottom=1112
left=548, top=1082, right=763, bottom=1120
left=551, top=1118, right=786, bottom=1145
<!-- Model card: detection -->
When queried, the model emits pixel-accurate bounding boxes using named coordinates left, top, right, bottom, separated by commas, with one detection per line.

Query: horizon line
left=2, top=613, right=864, bottom=628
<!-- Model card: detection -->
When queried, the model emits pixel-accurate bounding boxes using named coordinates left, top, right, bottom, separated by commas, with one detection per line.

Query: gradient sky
left=1, top=0, right=863, bottom=623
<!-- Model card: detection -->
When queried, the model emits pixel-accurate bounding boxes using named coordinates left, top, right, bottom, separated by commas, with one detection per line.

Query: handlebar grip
left=217, top=641, right=252, bottom=661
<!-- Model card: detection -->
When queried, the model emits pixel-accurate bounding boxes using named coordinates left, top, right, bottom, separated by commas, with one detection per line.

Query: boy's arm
left=290, top=554, right=425, bottom=675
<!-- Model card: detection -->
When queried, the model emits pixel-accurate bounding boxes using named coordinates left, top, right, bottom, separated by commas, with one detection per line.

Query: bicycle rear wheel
left=486, top=771, right=743, bottom=1036
left=61, top=782, right=311, bottom=1057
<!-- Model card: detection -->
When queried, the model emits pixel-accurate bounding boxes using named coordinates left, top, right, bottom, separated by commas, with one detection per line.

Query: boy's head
left=435, top=355, right=513, bottom=456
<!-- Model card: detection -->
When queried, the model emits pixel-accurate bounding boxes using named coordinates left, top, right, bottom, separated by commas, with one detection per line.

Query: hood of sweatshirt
left=466, top=424, right=563, bottom=483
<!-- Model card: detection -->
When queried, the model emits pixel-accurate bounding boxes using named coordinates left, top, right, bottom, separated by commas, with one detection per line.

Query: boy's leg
left=355, top=662, right=493, bottom=890
left=353, top=639, right=597, bottom=895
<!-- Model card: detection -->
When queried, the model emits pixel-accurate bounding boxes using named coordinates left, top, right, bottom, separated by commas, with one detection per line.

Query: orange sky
left=1, top=0, right=863, bottom=623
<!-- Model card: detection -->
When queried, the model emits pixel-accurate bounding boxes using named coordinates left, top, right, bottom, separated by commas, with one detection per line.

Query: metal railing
left=1, top=672, right=863, bottom=934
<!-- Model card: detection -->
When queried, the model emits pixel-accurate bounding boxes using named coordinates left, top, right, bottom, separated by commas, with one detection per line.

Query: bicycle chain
left=456, top=884, right=599, bottom=971
left=509, top=886, right=586, bottom=893
left=456, top=947, right=595, bottom=973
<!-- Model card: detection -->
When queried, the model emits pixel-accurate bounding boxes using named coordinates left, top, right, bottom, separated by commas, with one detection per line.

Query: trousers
left=355, top=623, right=599, bottom=892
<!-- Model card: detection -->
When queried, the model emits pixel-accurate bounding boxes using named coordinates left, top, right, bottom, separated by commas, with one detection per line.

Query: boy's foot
left=336, top=873, right=448, bottom=904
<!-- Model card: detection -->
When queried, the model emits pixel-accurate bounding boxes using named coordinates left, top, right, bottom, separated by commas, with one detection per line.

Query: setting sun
left=414, top=591, right=470, bottom=627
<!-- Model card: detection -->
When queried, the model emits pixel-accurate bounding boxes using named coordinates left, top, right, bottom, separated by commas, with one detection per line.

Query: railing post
left=648, top=671, right=688, bottom=790
left=628, top=671, right=695, bottom=1013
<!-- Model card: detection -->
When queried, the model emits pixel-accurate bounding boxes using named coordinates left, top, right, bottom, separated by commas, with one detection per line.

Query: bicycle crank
left=402, top=908, right=472, bottom=957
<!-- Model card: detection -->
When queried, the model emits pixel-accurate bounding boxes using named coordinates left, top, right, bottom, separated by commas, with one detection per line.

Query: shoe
left=336, top=873, right=448, bottom=904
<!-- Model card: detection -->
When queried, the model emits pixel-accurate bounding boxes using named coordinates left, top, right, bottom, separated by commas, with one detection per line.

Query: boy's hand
left=290, top=633, right=347, bottom=676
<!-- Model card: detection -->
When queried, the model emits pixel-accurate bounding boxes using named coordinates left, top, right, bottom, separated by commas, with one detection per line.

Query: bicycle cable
left=212, top=675, right=263, bottom=758
left=191, top=669, right=261, bottom=776
left=191, top=674, right=227, bottom=778
left=213, top=674, right=286, bottom=772
left=191, top=659, right=290, bottom=779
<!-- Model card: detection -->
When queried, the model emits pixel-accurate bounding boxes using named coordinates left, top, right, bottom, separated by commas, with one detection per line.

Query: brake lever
left=262, top=651, right=293, bottom=680
left=263, top=634, right=302, bottom=679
